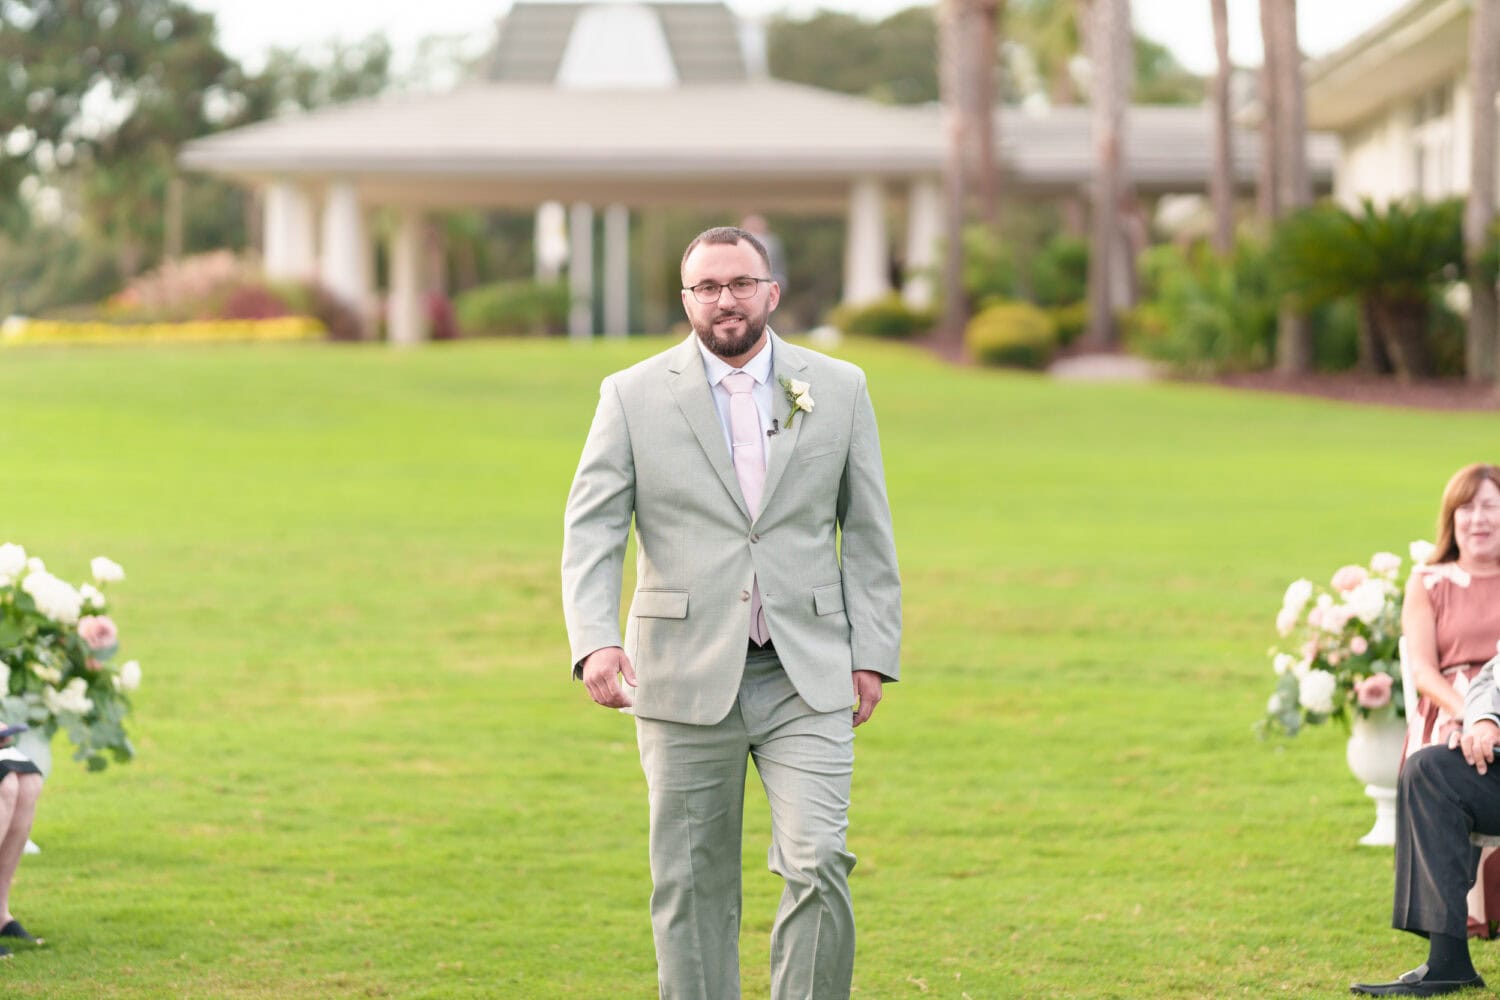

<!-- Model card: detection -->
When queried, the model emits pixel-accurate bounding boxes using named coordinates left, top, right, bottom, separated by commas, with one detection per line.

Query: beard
left=693, top=305, right=768, bottom=360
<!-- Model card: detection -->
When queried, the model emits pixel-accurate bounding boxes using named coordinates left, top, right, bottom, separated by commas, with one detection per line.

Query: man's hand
left=1461, top=719, right=1500, bottom=774
left=852, top=670, right=883, bottom=728
left=581, top=647, right=637, bottom=709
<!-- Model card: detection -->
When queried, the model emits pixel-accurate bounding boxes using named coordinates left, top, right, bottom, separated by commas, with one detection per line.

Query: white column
left=389, top=208, right=428, bottom=346
left=902, top=176, right=942, bottom=310
left=843, top=177, right=891, bottom=306
left=535, top=202, right=568, bottom=282
left=569, top=202, right=594, bottom=340
left=263, top=182, right=316, bottom=280
left=603, top=203, right=630, bottom=338
left=320, top=183, right=371, bottom=334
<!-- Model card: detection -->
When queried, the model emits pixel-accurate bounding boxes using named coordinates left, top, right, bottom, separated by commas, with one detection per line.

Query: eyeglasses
left=683, top=277, right=774, bottom=304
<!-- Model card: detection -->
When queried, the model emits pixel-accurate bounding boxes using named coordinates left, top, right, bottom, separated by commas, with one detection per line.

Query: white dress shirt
left=696, top=332, right=776, bottom=452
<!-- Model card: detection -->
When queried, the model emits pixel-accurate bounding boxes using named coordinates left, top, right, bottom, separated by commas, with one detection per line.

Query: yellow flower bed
left=1, top=316, right=326, bottom=347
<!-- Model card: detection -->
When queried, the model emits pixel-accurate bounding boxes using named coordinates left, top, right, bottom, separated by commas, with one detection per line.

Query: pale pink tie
left=723, top=371, right=770, bottom=646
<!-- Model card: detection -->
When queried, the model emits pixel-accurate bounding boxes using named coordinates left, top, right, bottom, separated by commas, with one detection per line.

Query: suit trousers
left=1393, top=746, right=1500, bottom=938
left=635, top=644, right=856, bottom=1000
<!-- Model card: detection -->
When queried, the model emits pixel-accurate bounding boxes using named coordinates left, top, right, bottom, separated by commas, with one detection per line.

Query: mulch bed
left=1206, top=371, right=1500, bottom=412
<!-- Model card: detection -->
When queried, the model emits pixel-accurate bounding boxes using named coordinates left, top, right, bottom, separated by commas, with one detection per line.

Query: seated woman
left=1354, top=464, right=1500, bottom=995
left=1402, top=463, right=1500, bottom=938
left=0, top=728, right=44, bottom=957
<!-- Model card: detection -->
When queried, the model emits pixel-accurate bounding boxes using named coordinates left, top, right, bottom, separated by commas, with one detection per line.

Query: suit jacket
left=561, top=331, right=901, bottom=725
left=1466, top=657, right=1500, bottom=730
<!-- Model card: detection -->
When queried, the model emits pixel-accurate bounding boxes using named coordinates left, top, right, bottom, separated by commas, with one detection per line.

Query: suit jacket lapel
left=760, top=331, right=808, bottom=515
left=665, top=335, right=752, bottom=522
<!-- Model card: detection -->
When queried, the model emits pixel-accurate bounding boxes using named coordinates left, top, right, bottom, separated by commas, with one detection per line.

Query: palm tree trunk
left=939, top=0, right=971, bottom=351
left=1467, top=0, right=1500, bottom=382
left=1084, top=0, right=1131, bottom=349
left=1209, top=0, right=1234, bottom=256
left=968, top=1, right=1003, bottom=226
left=1256, top=0, right=1280, bottom=225
left=1266, top=0, right=1312, bottom=374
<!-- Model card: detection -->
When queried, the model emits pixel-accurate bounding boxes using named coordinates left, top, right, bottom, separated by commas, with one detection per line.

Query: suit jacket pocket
left=633, top=589, right=689, bottom=619
left=798, top=435, right=844, bottom=463
left=812, top=583, right=845, bottom=616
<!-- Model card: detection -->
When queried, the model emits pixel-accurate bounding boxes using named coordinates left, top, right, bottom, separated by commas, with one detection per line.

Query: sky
left=185, top=0, right=1413, bottom=78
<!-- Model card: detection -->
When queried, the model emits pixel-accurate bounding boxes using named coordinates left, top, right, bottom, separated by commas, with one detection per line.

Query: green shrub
left=453, top=280, right=568, bottom=337
left=966, top=300, right=1058, bottom=369
left=1030, top=235, right=1089, bottom=307
left=1126, top=239, right=1277, bottom=375
left=826, top=294, right=933, bottom=339
left=961, top=224, right=1017, bottom=305
left=1271, top=198, right=1463, bottom=377
left=1047, top=302, right=1089, bottom=347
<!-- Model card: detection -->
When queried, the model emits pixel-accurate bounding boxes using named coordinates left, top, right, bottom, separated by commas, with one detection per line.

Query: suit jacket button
left=740, top=590, right=751, bottom=601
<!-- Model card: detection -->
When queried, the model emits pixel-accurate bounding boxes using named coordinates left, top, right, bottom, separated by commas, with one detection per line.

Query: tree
left=1466, top=0, right=1500, bottom=382
left=1209, top=0, right=1234, bottom=256
left=1260, top=0, right=1312, bottom=373
left=0, top=0, right=240, bottom=267
left=1272, top=199, right=1463, bottom=380
left=767, top=8, right=939, bottom=105
left=1083, top=0, right=1132, bottom=349
left=938, top=0, right=972, bottom=350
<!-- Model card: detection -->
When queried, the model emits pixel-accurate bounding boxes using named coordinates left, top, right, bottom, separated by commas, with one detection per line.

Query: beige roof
left=486, top=2, right=748, bottom=83
left=1305, top=0, right=1468, bottom=130
left=180, top=80, right=1331, bottom=208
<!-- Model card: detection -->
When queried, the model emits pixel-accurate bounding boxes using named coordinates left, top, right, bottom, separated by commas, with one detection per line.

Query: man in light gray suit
left=1353, top=659, right=1500, bottom=995
left=562, top=226, right=901, bottom=1000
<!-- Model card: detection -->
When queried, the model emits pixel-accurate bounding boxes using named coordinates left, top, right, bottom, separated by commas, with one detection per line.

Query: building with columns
left=180, top=1, right=1303, bottom=343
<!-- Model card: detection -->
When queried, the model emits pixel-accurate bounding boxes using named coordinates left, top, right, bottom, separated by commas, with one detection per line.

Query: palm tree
left=939, top=0, right=1005, bottom=349
left=938, top=0, right=972, bottom=350
left=1083, top=0, right=1131, bottom=348
left=1256, top=0, right=1279, bottom=224
left=1261, top=0, right=1312, bottom=373
left=1467, top=0, right=1500, bottom=382
left=1209, top=0, right=1234, bottom=256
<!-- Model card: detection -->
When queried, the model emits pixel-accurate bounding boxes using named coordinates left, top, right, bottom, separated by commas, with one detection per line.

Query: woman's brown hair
left=1431, top=463, right=1500, bottom=563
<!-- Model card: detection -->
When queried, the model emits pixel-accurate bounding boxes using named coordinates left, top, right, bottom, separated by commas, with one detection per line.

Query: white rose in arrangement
left=90, top=557, right=125, bottom=584
left=1298, top=669, right=1338, bottom=715
left=1282, top=578, right=1314, bottom=614
left=28, top=662, right=60, bottom=686
left=0, top=543, right=26, bottom=580
left=1345, top=579, right=1389, bottom=625
left=0, top=663, right=10, bottom=693
left=1411, top=540, right=1436, bottom=566
left=44, top=678, right=93, bottom=716
left=1273, top=653, right=1296, bottom=676
left=1370, top=552, right=1402, bottom=575
left=25, top=557, right=44, bottom=574
left=79, top=583, right=106, bottom=609
left=116, top=660, right=141, bottom=693
left=21, top=571, right=82, bottom=625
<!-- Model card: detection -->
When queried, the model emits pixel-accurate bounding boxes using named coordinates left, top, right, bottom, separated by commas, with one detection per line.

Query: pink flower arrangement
left=1355, top=673, right=1394, bottom=710
left=1263, top=546, right=1412, bottom=737
left=1331, top=564, right=1370, bottom=592
left=77, top=615, right=118, bottom=652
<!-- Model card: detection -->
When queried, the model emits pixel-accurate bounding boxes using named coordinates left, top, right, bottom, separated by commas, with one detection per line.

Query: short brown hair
left=1431, top=463, right=1500, bottom=563
left=680, top=226, right=771, bottom=281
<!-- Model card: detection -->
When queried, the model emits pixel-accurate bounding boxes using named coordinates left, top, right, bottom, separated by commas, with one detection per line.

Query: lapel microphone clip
left=767, top=419, right=780, bottom=438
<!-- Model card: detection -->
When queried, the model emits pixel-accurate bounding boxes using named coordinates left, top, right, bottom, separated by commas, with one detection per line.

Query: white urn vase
left=1345, top=713, right=1406, bottom=847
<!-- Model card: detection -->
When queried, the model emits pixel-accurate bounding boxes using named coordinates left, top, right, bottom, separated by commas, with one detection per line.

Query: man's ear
left=767, top=282, right=781, bottom=312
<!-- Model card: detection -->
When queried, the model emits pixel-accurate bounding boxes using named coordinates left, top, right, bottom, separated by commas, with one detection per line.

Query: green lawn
left=0, top=336, right=1490, bottom=998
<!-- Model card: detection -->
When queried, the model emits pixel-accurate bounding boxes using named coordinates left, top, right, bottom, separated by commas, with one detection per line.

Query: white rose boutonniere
left=778, top=376, right=814, bottom=428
